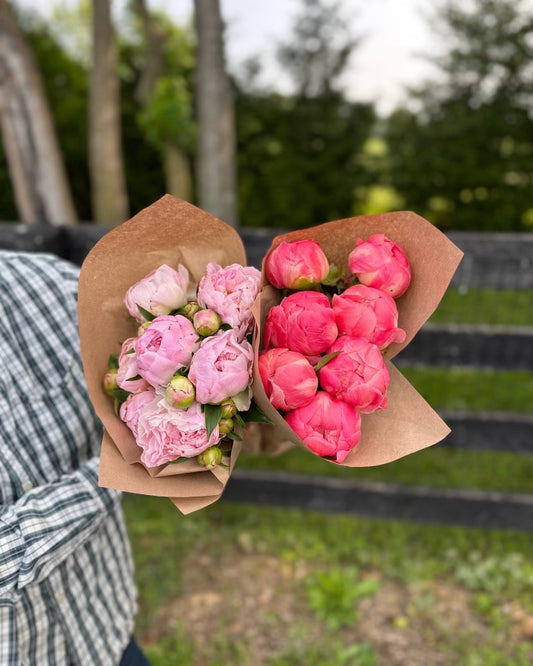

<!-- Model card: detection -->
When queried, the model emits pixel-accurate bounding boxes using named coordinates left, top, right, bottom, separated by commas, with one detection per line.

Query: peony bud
left=220, top=399, right=237, bottom=419
left=137, top=321, right=151, bottom=336
left=218, top=418, right=234, bottom=435
left=265, top=240, right=329, bottom=290
left=179, top=300, right=201, bottom=320
left=193, top=309, right=221, bottom=337
left=197, top=446, right=223, bottom=469
left=165, top=375, right=196, bottom=409
left=103, top=368, right=118, bottom=394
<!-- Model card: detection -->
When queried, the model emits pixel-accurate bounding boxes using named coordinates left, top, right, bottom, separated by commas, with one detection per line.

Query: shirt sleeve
left=0, top=457, right=122, bottom=605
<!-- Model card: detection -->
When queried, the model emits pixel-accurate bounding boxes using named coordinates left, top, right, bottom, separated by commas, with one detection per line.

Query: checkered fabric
left=0, top=252, right=137, bottom=665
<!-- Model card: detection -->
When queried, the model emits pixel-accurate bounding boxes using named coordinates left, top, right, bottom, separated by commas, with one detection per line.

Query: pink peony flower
left=135, top=315, right=199, bottom=387
left=318, top=336, right=389, bottom=413
left=197, top=263, right=261, bottom=339
left=116, top=337, right=151, bottom=393
left=258, top=348, right=318, bottom=411
left=188, top=329, right=253, bottom=405
left=348, top=234, right=411, bottom=298
left=124, top=264, right=190, bottom=322
left=264, top=291, right=338, bottom=357
left=285, top=391, right=361, bottom=463
left=265, top=240, right=329, bottom=290
left=120, top=389, right=156, bottom=438
left=332, top=284, right=406, bottom=350
left=134, top=395, right=220, bottom=467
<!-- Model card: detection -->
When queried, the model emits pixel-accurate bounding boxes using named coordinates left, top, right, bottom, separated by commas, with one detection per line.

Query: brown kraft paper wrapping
left=252, top=211, right=464, bottom=467
left=78, top=195, right=248, bottom=514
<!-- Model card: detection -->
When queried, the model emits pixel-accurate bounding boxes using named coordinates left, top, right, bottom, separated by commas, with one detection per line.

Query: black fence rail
left=1, top=222, right=532, bottom=531
left=2, top=223, right=533, bottom=290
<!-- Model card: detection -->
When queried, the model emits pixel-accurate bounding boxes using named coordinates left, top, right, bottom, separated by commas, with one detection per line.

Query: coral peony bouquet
left=259, top=235, right=411, bottom=463
left=103, top=261, right=262, bottom=470
left=251, top=211, right=464, bottom=470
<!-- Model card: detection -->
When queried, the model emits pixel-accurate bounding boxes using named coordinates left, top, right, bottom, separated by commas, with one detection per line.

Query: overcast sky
left=18, top=0, right=441, bottom=114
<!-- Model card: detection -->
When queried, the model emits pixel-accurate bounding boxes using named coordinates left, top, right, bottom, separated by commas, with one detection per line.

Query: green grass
left=241, top=446, right=533, bottom=493
left=429, top=288, right=533, bottom=326
left=124, top=497, right=533, bottom=600
left=401, top=367, right=533, bottom=413
left=125, top=499, right=533, bottom=664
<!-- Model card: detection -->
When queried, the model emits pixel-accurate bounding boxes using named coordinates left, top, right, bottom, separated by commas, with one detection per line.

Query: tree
left=132, top=0, right=195, bottom=201
left=194, top=0, right=237, bottom=226
left=89, top=0, right=129, bottom=225
left=0, top=0, right=77, bottom=224
left=385, top=0, right=533, bottom=231
left=236, top=0, right=375, bottom=229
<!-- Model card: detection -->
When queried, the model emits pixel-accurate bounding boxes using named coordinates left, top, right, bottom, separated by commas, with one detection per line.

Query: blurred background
left=1, top=0, right=532, bottom=664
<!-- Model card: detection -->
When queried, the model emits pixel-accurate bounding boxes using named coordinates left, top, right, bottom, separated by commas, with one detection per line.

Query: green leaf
left=126, top=374, right=142, bottom=382
left=225, top=431, right=243, bottom=441
left=137, top=304, right=156, bottom=321
left=108, top=388, right=130, bottom=403
left=240, top=402, right=274, bottom=425
left=108, top=354, right=119, bottom=369
left=168, top=456, right=192, bottom=465
left=321, top=264, right=343, bottom=286
left=113, top=397, right=120, bottom=416
left=314, top=351, right=341, bottom=372
left=204, top=404, right=223, bottom=440
left=234, top=413, right=245, bottom=428
left=220, top=323, right=232, bottom=331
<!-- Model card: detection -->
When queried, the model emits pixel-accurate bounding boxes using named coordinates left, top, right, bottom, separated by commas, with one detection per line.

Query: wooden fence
left=1, top=222, right=532, bottom=531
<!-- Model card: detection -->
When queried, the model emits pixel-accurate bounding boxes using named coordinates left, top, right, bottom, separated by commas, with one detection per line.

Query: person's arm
left=0, top=457, right=122, bottom=605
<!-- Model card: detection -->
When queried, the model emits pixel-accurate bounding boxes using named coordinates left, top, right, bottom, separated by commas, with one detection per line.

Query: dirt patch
left=142, top=549, right=527, bottom=665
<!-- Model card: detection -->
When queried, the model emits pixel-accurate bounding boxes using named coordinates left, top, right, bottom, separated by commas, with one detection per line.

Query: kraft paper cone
left=79, top=195, right=248, bottom=513
left=252, top=211, right=463, bottom=466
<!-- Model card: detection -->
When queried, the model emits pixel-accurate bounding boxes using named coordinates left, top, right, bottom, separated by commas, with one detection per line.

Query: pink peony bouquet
left=103, top=261, right=262, bottom=470
left=79, top=195, right=275, bottom=514
left=251, top=211, right=463, bottom=469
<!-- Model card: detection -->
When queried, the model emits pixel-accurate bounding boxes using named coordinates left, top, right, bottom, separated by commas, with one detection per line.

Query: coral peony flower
left=188, top=329, right=253, bottom=405
left=348, top=234, right=411, bottom=298
left=318, top=336, right=389, bottom=413
left=259, top=348, right=318, bottom=411
left=285, top=391, right=361, bottom=463
left=134, top=395, right=220, bottom=467
left=265, top=240, right=329, bottom=290
left=332, top=284, right=406, bottom=350
left=197, top=263, right=260, bottom=339
left=116, top=337, right=150, bottom=393
left=124, top=264, right=190, bottom=321
left=120, top=389, right=156, bottom=438
left=264, top=291, right=338, bottom=357
left=135, top=315, right=199, bottom=387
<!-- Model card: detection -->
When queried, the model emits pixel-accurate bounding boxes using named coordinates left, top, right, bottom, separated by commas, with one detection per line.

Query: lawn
left=124, top=498, right=533, bottom=665
left=428, top=288, right=533, bottom=327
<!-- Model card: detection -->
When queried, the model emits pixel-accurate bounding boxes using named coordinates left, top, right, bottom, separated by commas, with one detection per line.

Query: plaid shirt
left=0, top=252, right=137, bottom=665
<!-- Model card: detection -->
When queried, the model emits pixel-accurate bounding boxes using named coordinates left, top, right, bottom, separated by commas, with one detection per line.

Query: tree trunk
left=133, top=0, right=193, bottom=203
left=0, top=0, right=78, bottom=225
left=89, top=0, right=129, bottom=226
left=163, top=143, right=192, bottom=201
left=194, top=0, right=237, bottom=226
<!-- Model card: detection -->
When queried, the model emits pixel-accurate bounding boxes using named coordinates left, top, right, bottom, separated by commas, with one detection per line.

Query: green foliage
left=453, top=551, right=533, bottom=596
left=385, top=0, right=533, bottom=231
left=305, top=566, right=380, bottom=630
left=138, top=76, right=195, bottom=150
left=268, top=639, right=377, bottom=666
left=237, top=92, right=375, bottom=228
left=237, top=0, right=375, bottom=228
